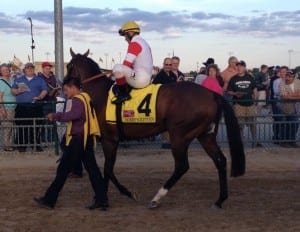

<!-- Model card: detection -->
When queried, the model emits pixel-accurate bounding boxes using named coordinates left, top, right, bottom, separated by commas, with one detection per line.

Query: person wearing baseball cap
left=279, top=69, right=300, bottom=147
left=41, top=62, right=52, bottom=69
left=24, top=62, right=35, bottom=69
left=38, top=62, right=60, bottom=102
left=236, top=60, right=246, bottom=67
left=38, top=61, right=62, bottom=145
left=11, top=62, right=48, bottom=152
left=227, top=60, right=261, bottom=147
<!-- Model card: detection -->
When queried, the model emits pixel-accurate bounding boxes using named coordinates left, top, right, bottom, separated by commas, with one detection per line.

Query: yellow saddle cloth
left=106, top=84, right=161, bottom=123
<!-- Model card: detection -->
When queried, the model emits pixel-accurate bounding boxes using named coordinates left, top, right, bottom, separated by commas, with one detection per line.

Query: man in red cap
left=39, top=62, right=61, bottom=101
left=38, top=62, right=62, bottom=143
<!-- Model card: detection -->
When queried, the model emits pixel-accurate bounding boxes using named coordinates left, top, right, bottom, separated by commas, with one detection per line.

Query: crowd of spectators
left=153, top=55, right=300, bottom=148
left=0, top=59, right=62, bottom=152
left=0, top=55, right=299, bottom=152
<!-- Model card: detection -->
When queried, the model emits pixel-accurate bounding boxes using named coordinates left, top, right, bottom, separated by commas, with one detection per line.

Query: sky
left=1, top=0, right=300, bottom=71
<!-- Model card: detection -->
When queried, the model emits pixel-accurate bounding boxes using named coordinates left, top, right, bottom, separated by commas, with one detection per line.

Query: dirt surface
left=0, top=147, right=299, bottom=232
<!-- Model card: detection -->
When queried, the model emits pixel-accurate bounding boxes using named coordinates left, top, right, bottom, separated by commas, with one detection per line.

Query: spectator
left=0, top=64, right=16, bottom=151
left=248, top=69, right=255, bottom=77
left=38, top=62, right=62, bottom=142
left=11, top=63, right=48, bottom=152
left=152, top=58, right=177, bottom=84
left=38, top=62, right=61, bottom=102
left=221, top=56, right=238, bottom=101
left=279, top=70, right=300, bottom=147
left=201, top=64, right=223, bottom=96
left=171, top=56, right=185, bottom=82
left=153, top=58, right=177, bottom=149
left=271, top=66, right=288, bottom=143
left=201, top=58, right=224, bottom=88
left=227, top=60, right=261, bottom=147
left=255, top=64, right=269, bottom=114
left=194, top=67, right=207, bottom=85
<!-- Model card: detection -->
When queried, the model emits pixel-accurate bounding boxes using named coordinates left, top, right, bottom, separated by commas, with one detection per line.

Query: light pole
left=54, top=0, right=64, bottom=81
left=288, top=49, right=293, bottom=68
left=27, top=17, right=35, bottom=63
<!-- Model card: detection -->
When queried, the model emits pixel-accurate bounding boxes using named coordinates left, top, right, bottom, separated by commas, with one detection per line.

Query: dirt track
left=0, top=147, right=299, bottom=232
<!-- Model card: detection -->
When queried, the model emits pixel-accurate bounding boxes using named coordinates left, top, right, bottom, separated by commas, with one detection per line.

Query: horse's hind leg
left=102, top=139, right=136, bottom=200
left=149, top=140, right=189, bottom=209
left=198, top=134, right=228, bottom=208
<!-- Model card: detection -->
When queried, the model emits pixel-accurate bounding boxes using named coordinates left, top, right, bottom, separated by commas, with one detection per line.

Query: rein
left=81, top=70, right=112, bottom=85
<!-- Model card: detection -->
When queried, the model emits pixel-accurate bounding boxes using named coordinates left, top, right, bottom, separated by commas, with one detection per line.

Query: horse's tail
left=221, top=97, right=245, bottom=177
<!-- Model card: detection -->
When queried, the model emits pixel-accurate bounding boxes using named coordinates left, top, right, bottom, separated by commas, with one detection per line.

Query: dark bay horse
left=66, top=48, right=245, bottom=209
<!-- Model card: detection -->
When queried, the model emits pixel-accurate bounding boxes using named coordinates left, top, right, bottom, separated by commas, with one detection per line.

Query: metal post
left=33, top=118, right=37, bottom=151
left=54, top=0, right=64, bottom=81
left=54, top=0, right=64, bottom=155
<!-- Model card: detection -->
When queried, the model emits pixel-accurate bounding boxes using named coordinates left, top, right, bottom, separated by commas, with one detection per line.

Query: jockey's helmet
left=119, top=21, right=140, bottom=36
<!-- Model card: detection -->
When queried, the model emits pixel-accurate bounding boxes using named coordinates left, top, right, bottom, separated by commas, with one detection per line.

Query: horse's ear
left=70, top=47, right=76, bottom=58
left=83, top=49, right=90, bottom=57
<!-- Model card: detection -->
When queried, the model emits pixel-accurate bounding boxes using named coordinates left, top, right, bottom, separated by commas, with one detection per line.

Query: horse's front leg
left=101, top=138, right=137, bottom=201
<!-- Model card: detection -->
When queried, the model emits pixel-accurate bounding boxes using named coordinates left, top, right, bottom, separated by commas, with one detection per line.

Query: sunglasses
left=164, top=63, right=172, bottom=66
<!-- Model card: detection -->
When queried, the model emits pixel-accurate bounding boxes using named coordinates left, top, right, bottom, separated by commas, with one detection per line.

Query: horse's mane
left=71, top=54, right=101, bottom=76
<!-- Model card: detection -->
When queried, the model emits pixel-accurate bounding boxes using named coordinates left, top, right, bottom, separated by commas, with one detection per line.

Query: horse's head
left=65, top=48, right=101, bottom=82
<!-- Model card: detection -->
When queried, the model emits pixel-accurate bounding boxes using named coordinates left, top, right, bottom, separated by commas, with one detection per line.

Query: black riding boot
left=112, top=84, right=131, bottom=104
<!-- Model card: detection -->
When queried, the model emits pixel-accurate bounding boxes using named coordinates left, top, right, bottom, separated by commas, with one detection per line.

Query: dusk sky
left=1, top=0, right=300, bottom=71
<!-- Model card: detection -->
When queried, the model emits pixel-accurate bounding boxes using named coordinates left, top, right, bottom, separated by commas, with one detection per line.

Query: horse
left=66, top=48, right=245, bottom=209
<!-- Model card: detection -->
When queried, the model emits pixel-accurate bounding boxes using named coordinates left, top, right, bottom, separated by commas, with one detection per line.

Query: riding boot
left=112, top=84, right=131, bottom=104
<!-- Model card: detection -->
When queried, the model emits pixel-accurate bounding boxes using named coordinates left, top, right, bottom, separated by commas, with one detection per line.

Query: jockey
left=112, top=21, right=153, bottom=104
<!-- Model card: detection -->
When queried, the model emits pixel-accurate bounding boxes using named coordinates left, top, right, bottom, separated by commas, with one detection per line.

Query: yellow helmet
left=119, top=21, right=140, bottom=36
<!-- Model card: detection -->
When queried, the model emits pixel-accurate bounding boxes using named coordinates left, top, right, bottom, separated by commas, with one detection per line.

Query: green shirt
left=255, top=72, right=267, bottom=91
left=228, top=74, right=256, bottom=106
left=0, top=77, right=16, bottom=109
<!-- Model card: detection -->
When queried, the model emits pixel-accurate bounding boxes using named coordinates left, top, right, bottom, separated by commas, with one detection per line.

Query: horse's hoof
left=148, top=201, right=160, bottom=209
left=131, top=192, right=138, bottom=202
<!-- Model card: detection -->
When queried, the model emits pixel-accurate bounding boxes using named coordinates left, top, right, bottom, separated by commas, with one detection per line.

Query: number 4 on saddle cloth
left=106, top=84, right=161, bottom=124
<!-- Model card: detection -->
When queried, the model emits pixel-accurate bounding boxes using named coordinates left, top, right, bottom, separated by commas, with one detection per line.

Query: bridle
left=81, top=70, right=113, bottom=85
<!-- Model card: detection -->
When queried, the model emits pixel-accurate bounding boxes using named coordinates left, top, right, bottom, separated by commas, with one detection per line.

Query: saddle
left=106, top=84, right=161, bottom=122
